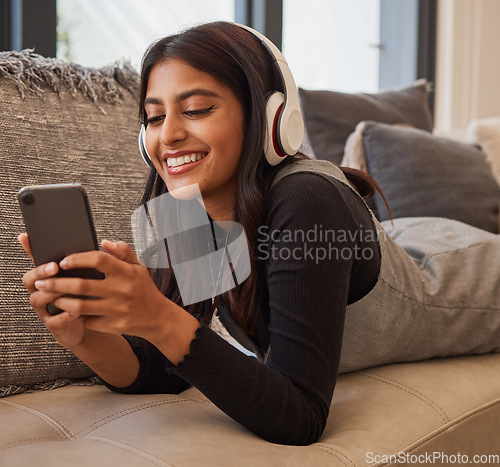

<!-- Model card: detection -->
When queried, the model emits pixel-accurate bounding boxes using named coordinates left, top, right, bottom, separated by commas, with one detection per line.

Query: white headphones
left=138, top=23, right=304, bottom=168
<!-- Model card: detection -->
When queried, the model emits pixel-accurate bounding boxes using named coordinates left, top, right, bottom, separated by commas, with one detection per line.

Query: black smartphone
left=18, top=183, right=104, bottom=315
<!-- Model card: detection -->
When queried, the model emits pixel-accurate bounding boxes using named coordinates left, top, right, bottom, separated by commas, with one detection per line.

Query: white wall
left=434, top=0, right=500, bottom=141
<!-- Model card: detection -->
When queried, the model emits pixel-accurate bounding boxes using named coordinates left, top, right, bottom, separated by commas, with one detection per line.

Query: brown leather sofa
left=1, top=51, right=499, bottom=466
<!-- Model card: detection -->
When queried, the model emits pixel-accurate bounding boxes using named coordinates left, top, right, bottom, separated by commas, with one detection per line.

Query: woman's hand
left=31, top=240, right=174, bottom=344
left=19, top=234, right=199, bottom=364
left=18, top=232, right=87, bottom=350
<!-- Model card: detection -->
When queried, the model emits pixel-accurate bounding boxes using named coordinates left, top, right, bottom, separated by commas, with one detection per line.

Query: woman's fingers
left=30, top=279, right=106, bottom=321
left=29, top=289, right=65, bottom=314
left=34, top=304, right=87, bottom=350
left=43, top=308, right=81, bottom=327
left=22, top=261, right=59, bottom=293
left=32, top=248, right=146, bottom=319
left=52, top=295, right=107, bottom=318
left=102, top=240, right=140, bottom=265
left=59, top=249, right=127, bottom=276
left=18, top=232, right=35, bottom=264
left=23, top=244, right=164, bottom=337
left=34, top=276, right=106, bottom=299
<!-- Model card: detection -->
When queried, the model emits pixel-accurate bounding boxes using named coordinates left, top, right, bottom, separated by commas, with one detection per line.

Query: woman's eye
left=145, top=115, right=164, bottom=126
left=183, top=105, right=215, bottom=118
left=144, top=105, right=215, bottom=125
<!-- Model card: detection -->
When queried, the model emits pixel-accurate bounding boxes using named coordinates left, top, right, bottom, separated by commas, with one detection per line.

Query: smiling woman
left=18, top=21, right=500, bottom=447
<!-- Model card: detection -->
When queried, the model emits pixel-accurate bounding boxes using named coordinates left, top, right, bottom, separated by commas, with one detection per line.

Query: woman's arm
left=18, top=234, right=192, bottom=394
left=22, top=173, right=379, bottom=444
left=164, top=173, right=378, bottom=444
left=99, top=334, right=191, bottom=395
left=69, top=330, right=140, bottom=388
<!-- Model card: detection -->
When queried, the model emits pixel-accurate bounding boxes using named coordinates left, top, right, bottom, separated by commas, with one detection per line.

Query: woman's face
left=144, top=58, right=245, bottom=220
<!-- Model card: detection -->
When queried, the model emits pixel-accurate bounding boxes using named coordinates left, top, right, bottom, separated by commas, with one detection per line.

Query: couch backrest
left=0, top=50, right=149, bottom=393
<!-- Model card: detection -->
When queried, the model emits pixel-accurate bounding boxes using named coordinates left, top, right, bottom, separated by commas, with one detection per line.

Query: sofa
left=1, top=50, right=499, bottom=466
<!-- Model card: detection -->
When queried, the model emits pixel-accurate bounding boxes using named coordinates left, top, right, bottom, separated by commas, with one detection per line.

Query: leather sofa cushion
left=1, top=353, right=499, bottom=465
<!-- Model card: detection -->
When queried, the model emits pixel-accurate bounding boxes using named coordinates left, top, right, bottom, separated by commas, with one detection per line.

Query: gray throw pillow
left=362, top=121, right=500, bottom=233
left=299, top=80, right=433, bottom=164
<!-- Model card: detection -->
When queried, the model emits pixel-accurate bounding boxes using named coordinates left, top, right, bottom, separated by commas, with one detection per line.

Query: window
left=3, top=0, right=435, bottom=102
left=282, top=0, right=381, bottom=93
left=57, top=0, right=235, bottom=69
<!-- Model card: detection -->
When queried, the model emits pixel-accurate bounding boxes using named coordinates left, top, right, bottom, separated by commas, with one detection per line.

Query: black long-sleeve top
left=105, top=171, right=380, bottom=445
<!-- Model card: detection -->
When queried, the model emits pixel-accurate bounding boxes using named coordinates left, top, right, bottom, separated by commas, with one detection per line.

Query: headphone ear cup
left=264, top=92, right=288, bottom=166
left=138, top=125, right=155, bottom=169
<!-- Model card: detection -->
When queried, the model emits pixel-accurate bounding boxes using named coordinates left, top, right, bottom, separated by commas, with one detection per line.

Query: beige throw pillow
left=341, top=122, right=414, bottom=172
left=467, top=117, right=500, bottom=186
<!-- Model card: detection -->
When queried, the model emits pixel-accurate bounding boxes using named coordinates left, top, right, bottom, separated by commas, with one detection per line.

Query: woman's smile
left=164, top=151, right=209, bottom=174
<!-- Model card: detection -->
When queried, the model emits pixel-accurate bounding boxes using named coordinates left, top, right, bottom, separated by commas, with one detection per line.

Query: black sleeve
left=107, top=172, right=380, bottom=445
left=103, top=335, right=190, bottom=395
left=171, top=172, right=379, bottom=445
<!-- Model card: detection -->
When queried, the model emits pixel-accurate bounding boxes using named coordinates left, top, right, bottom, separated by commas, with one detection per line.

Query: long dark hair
left=138, top=21, right=385, bottom=333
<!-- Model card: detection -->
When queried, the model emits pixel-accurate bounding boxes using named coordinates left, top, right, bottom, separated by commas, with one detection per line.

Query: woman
left=18, top=21, right=500, bottom=445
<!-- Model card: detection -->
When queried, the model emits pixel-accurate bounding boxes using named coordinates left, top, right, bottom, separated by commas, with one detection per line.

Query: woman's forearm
left=70, top=330, right=140, bottom=388
left=148, top=304, right=201, bottom=366
left=69, top=301, right=200, bottom=389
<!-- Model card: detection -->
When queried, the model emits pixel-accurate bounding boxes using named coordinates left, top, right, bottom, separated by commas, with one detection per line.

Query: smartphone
left=18, top=183, right=104, bottom=315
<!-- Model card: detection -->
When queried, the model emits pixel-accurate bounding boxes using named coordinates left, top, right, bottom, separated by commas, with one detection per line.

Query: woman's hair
left=138, top=21, right=385, bottom=333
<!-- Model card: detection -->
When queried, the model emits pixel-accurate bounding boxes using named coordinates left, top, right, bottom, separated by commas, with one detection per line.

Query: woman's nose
left=159, top=113, right=187, bottom=147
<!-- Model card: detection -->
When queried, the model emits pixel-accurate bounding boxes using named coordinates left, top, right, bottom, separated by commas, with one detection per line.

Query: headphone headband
left=138, top=22, right=304, bottom=168
left=237, top=24, right=304, bottom=159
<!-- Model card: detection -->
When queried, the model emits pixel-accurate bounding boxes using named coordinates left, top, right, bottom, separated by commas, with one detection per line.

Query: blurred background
left=2, top=0, right=499, bottom=139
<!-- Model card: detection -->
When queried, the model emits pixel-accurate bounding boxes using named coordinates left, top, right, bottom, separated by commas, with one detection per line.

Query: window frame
left=2, top=0, right=56, bottom=57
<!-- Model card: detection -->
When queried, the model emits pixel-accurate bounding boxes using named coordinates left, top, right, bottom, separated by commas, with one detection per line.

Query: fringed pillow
left=0, top=50, right=148, bottom=396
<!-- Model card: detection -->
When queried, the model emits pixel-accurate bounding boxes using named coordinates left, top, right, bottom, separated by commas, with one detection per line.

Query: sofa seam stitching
left=400, top=398, right=500, bottom=456
left=311, top=444, right=357, bottom=466
left=75, top=397, right=194, bottom=437
left=0, top=399, right=74, bottom=439
left=357, top=372, right=448, bottom=422
left=83, top=436, right=173, bottom=467
left=0, top=436, right=170, bottom=466
left=0, top=437, right=69, bottom=452
left=468, top=355, right=500, bottom=372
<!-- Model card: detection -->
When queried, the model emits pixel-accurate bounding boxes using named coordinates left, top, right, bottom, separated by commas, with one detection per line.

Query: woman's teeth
left=167, top=153, right=207, bottom=167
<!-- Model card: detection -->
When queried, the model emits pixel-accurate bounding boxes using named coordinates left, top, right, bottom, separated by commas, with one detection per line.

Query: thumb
left=102, top=240, right=140, bottom=265
left=18, top=232, right=35, bottom=265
